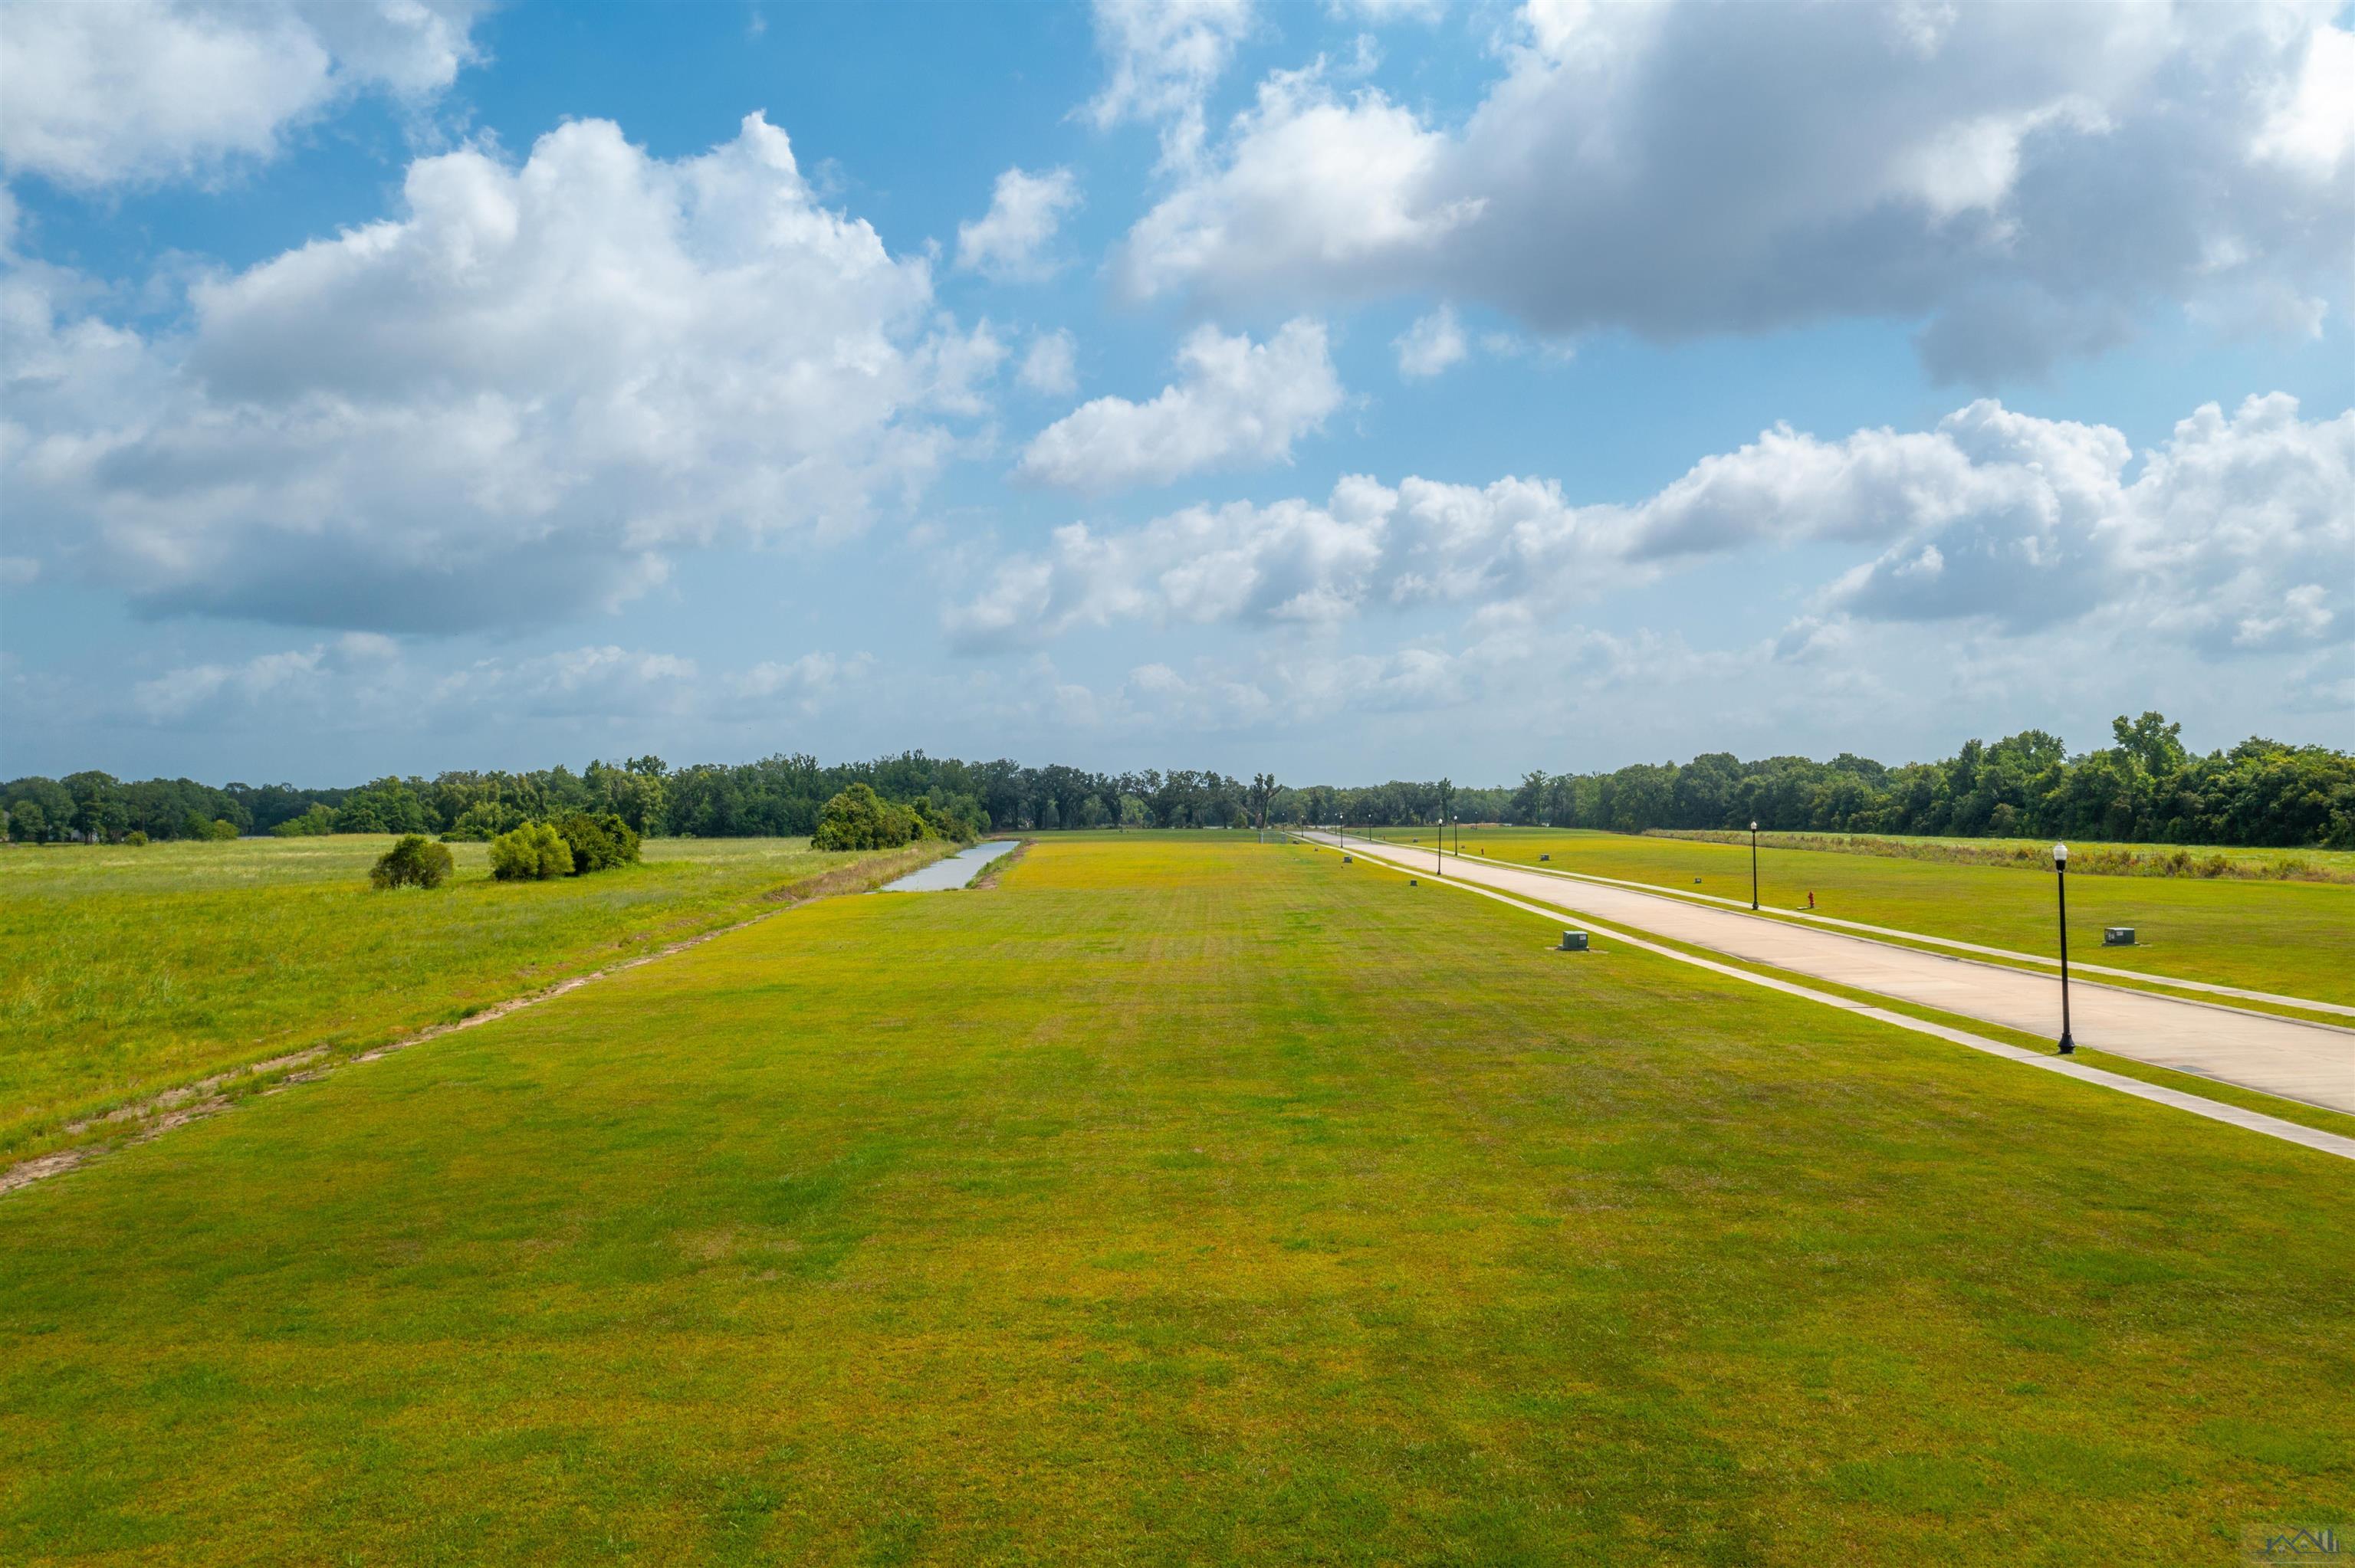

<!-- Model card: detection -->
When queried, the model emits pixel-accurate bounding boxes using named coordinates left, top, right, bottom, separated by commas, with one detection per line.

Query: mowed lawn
left=2, top=837, right=2349, bottom=1565
left=1385, top=826, right=2355, bottom=1006
left=0, top=835, right=918, bottom=1162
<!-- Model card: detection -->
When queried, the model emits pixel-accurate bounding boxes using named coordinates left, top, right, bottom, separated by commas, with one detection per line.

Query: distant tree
left=442, top=799, right=527, bottom=841
left=333, top=777, right=429, bottom=835
left=1247, top=773, right=1277, bottom=831
left=489, top=822, right=572, bottom=881
left=911, top=792, right=986, bottom=841
left=5, top=777, right=73, bottom=841
left=272, top=805, right=339, bottom=837
left=63, top=771, right=128, bottom=842
left=2113, top=711, right=2189, bottom=777
left=123, top=830, right=150, bottom=846
left=1509, top=771, right=1548, bottom=825
left=586, top=758, right=668, bottom=836
left=371, top=835, right=455, bottom=890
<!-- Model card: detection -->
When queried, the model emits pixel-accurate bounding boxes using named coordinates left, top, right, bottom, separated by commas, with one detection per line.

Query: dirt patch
left=0, top=1150, right=89, bottom=1195
left=0, top=840, right=951, bottom=1199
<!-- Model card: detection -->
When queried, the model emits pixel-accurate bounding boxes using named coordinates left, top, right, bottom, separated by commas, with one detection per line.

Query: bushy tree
left=553, top=811, right=642, bottom=874
left=123, top=830, right=150, bottom=846
left=812, top=783, right=931, bottom=850
left=371, top=835, right=455, bottom=890
left=489, top=822, right=573, bottom=881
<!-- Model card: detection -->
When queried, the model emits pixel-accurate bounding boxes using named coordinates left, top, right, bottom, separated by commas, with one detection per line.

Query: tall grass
left=0, top=835, right=928, bottom=1162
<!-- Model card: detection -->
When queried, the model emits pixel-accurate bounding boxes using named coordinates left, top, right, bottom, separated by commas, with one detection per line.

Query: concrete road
left=1308, top=834, right=2355, bottom=1114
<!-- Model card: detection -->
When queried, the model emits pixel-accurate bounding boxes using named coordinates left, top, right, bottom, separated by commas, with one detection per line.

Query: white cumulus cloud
left=1393, top=303, right=1467, bottom=378
left=1083, top=0, right=1255, bottom=169
left=955, top=392, right=2355, bottom=658
left=2, top=113, right=1001, bottom=632
left=1117, top=2, right=2355, bottom=382
left=118, top=637, right=878, bottom=735
left=955, top=166, right=1082, bottom=280
left=1012, top=317, right=1342, bottom=494
left=1018, top=329, right=1080, bottom=396
left=0, top=0, right=486, bottom=188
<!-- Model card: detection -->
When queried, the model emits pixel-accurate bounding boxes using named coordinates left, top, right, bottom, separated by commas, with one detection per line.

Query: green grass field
left=1649, top=828, right=2355, bottom=880
left=0, top=835, right=927, bottom=1163
left=3, top=836, right=2347, bottom=1564
left=1359, top=826, right=2355, bottom=1007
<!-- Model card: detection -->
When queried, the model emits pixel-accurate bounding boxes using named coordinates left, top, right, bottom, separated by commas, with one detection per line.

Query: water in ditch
left=872, top=838, right=1021, bottom=892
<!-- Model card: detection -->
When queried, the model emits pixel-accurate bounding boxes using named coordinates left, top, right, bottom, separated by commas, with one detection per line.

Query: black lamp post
left=1749, top=819, right=1759, bottom=911
left=2054, top=841, right=2074, bottom=1055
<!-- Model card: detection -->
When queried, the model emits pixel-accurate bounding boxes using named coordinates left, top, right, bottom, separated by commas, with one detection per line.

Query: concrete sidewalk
left=1309, top=834, right=2355, bottom=1115
left=1444, top=855, right=2355, bottom=1019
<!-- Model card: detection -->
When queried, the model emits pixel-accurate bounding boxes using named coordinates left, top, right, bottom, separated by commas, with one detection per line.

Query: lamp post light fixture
left=1749, top=820, right=1760, bottom=911
left=2053, top=841, right=2074, bottom=1055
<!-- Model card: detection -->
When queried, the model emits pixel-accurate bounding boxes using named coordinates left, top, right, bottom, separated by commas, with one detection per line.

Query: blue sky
left=3, top=0, right=2350, bottom=786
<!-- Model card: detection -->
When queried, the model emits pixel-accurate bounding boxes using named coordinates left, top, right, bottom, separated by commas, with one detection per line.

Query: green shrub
left=123, top=830, right=151, bottom=847
left=553, top=811, right=642, bottom=874
left=205, top=818, right=241, bottom=841
left=489, top=822, right=572, bottom=881
left=811, top=784, right=934, bottom=851
left=371, top=835, right=455, bottom=891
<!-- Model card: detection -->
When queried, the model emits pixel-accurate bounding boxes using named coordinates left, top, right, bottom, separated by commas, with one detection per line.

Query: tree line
left=0, top=755, right=1255, bottom=843
left=5, top=713, right=2348, bottom=849
left=1473, top=715, right=2352, bottom=848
